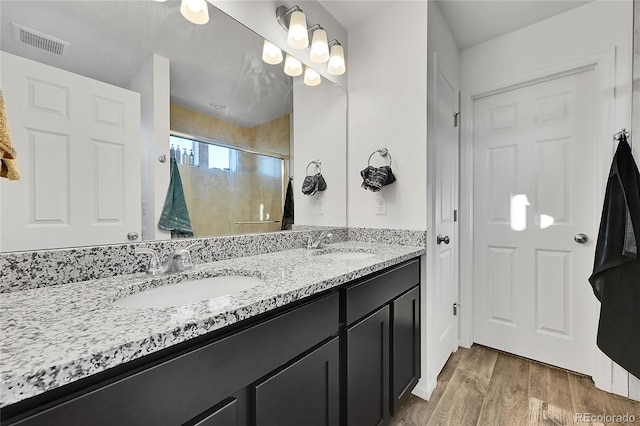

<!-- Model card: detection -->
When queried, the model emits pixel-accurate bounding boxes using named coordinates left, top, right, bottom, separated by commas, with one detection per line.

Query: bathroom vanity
left=0, top=242, right=423, bottom=425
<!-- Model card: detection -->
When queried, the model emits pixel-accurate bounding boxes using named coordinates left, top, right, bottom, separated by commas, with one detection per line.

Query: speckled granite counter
left=0, top=241, right=424, bottom=408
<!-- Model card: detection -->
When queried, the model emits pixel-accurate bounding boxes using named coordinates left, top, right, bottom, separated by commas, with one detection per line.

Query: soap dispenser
left=189, top=149, right=195, bottom=165
left=170, top=144, right=175, bottom=160
left=176, top=145, right=181, bottom=164
left=182, top=148, right=187, bottom=164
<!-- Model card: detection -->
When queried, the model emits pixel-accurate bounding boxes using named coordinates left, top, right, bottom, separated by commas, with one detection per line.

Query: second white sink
left=113, top=275, right=263, bottom=308
left=315, top=251, right=376, bottom=260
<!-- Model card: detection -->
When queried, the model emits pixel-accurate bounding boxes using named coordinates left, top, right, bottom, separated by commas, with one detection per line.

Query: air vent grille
left=11, top=23, right=69, bottom=57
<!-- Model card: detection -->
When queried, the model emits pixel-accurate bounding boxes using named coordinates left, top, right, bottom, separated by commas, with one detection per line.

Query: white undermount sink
left=113, top=275, right=263, bottom=308
left=313, top=250, right=376, bottom=260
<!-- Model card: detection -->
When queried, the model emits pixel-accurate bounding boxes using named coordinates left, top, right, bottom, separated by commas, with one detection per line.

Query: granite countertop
left=0, top=241, right=424, bottom=408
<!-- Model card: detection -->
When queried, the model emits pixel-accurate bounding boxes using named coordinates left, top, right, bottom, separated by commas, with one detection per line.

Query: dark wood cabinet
left=3, top=258, right=421, bottom=426
left=255, top=337, right=339, bottom=426
left=346, top=306, right=390, bottom=426
left=391, top=286, right=420, bottom=413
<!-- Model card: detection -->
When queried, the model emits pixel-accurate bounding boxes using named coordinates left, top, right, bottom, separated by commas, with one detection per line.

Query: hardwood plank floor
left=390, top=345, right=640, bottom=426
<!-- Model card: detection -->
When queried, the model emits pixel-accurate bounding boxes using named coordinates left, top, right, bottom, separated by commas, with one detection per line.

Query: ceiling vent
left=11, top=23, right=69, bottom=57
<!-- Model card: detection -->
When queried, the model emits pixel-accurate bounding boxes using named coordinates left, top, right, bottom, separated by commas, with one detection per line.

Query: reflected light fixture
left=327, top=40, right=346, bottom=75
left=309, top=26, right=329, bottom=63
left=303, top=66, right=321, bottom=87
left=180, top=0, right=209, bottom=25
left=284, top=54, right=303, bottom=77
left=262, top=40, right=283, bottom=65
left=276, top=5, right=309, bottom=49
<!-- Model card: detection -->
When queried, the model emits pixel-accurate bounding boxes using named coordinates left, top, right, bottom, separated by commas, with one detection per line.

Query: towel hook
left=158, top=154, right=167, bottom=163
left=614, top=128, right=630, bottom=141
left=306, top=159, right=322, bottom=175
left=368, top=148, right=392, bottom=167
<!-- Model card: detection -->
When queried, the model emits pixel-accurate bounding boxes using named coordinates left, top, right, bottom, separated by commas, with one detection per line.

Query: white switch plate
left=316, top=199, right=324, bottom=215
left=376, top=196, right=386, bottom=215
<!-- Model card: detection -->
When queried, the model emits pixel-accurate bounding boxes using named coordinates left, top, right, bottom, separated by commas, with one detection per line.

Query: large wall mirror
left=0, top=0, right=347, bottom=252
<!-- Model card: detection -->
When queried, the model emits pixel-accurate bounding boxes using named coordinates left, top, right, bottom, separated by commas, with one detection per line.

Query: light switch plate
left=376, top=196, right=386, bottom=215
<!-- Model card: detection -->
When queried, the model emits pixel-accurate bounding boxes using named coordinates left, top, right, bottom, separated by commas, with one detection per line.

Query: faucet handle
left=184, top=242, right=204, bottom=252
left=134, top=247, right=163, bottom=275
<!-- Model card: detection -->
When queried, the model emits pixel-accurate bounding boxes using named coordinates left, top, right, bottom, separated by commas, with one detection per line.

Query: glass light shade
left=262, top=40, right=283, bottom=65
left=303, top=66, right=321, bottom=87
left=309, top=29, right=329, bottom=63
left=180, top=0, right=209, bottom=25
left=287, top=10, right=309, bottom=49
left=327, top=44, right=346, bottom=75
left=284, top=54, right=303, bottom=77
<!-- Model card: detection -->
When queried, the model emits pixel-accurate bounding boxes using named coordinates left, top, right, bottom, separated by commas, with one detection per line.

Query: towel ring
left=614, top=128, right=630, bottom=141
left=306, top=160, right=322, bottom=175
left=367, top=148, right=392, bottom=167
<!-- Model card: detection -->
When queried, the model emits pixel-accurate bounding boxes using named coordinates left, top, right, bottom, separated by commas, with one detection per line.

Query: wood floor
left=390, top=345, right=640, bottom=426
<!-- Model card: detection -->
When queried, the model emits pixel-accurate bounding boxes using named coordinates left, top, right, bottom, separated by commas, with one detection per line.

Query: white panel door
left=1, top=52, right=141, bottom=251
left=432, top=68, right=459, bottom=374
left=473, top=69, right=598, bottom=375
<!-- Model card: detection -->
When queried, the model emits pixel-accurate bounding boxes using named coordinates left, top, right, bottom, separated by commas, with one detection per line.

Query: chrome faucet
left=135, top=242, right=204, bottom=275
left=307, top=231, right=333, bottom=250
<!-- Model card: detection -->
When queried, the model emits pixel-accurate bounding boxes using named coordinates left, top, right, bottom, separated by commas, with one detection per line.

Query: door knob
left=437, top=234, right=450, bottom=245
left=127, top=232, right=139, bottom=241
left=574, top=233, right=589, bottom=244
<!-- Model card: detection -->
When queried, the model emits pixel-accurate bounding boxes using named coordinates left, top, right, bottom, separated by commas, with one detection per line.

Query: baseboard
left=411, top=378, right=436, bottom=401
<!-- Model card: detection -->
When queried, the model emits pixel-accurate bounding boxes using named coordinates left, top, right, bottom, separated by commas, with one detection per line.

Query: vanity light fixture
left=309, top=25, right=329, bottom=63
left=262, top=40, right=283, bottom=65
left=283, top=54, right=303, bottom=76
left=327, top=40, right=346, bottom=76
left=276, top=5, right=309, bottom=49
left=180, top=0, right=209, bottom=25
left=303, top=66, right=321, bottom=87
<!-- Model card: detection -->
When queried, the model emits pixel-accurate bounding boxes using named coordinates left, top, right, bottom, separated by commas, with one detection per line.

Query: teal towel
left=158, top=158, right=194, bottom=238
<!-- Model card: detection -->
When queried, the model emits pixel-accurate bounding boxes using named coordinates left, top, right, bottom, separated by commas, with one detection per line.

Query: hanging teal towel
left=158, top=157, right=194, bottom=238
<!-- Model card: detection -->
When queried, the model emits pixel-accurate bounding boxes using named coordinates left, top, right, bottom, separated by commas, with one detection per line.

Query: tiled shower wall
left=170, top=104, right=290, bottom=237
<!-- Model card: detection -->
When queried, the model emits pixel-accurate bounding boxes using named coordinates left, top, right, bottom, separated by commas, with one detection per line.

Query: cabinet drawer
left=345, top=259, right=419, bottom=325
left=13, top=293, right=339, bottom=426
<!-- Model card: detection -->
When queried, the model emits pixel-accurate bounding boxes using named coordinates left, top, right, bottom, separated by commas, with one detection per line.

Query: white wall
left=347, top=1, right=428, bottom=231
left=128, top=54, right=171, bottom=242
left=211, top=0, right=347, bottom=89
left=293, top=80, right=347, bottom=227
left=460, top=0, right=634, bottom=397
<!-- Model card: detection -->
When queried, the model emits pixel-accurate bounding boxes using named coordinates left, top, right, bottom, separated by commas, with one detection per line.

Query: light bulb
left=327, top=44, right=346, bottom=75
left=287, top=10, right=309, bottom=49
left=303, top=66, right=321, bottom=87
left=180, top=0, right=209, bottom=25
left=310, top=29, right=329, bottom=63
left=262, top=40, right=283, bottom=65
left=284, top=54, right=303, bottom=77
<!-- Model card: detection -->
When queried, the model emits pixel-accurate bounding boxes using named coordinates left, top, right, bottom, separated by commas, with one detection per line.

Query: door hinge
left=453, top=112, right=460, bottom=128
left=454, top=209, right=458, bottom=222
left=453, top=303, right=461, bottom=316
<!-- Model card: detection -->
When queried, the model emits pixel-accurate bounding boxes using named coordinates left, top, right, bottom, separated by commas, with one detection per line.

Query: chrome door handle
left=437, top=234, right=450, bottom=245
left=574, top=233, right=589, bottom=244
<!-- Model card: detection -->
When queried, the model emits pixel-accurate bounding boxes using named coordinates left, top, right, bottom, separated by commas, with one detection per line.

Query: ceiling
left=318, top=0, right=591, bottom=49
left=0, top=1, right=293, bottom=128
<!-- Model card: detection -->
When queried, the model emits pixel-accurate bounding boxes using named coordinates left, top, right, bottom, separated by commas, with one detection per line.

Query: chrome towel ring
left=368, top=148, right=392, bottom=167
left=306, top=159, right=322, bottom=175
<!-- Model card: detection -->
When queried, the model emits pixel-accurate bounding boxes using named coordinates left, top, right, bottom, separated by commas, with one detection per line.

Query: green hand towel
left=158, top=158, right=193, bottom=238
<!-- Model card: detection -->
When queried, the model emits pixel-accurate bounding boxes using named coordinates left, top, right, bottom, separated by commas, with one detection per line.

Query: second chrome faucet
left=307, top=231, right=333, bottom=250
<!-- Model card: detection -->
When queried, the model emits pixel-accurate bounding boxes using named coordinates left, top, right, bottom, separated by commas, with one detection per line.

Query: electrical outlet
left=375, top=196, right=387, bottom=215
left=316, top=199, right=324, bottom=215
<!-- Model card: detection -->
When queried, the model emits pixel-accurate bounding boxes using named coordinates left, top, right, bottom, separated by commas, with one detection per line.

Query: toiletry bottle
left=170, top=144, right=175, bottom=160
left=176, top=146, right=181, bottom=164
left=189, top=149, right=195, bottom=165
left=182, top=148, right=187, bottom=164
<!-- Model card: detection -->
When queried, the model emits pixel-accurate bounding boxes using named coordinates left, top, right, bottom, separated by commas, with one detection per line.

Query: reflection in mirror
left=0, top=1, right=347, bottom=252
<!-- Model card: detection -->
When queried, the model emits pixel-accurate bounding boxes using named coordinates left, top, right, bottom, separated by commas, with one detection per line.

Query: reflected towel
left=158, top=158, right=194, bottom=238
left=360, top=166, right=395, bottom=192
left=0, top=88, right=19, bottom=181
left=281, top=178, right=294, bottom=230
left=301, top=173, right=327, bottom=196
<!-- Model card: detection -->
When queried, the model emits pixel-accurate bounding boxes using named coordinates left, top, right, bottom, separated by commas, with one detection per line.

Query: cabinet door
left=347, top=306, right=390, bottom=426
left=190, top=397, right=238, bottom=426
left=391, top=286, right=420, bottom=413
left=254, top=337, right=339, bottom=426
